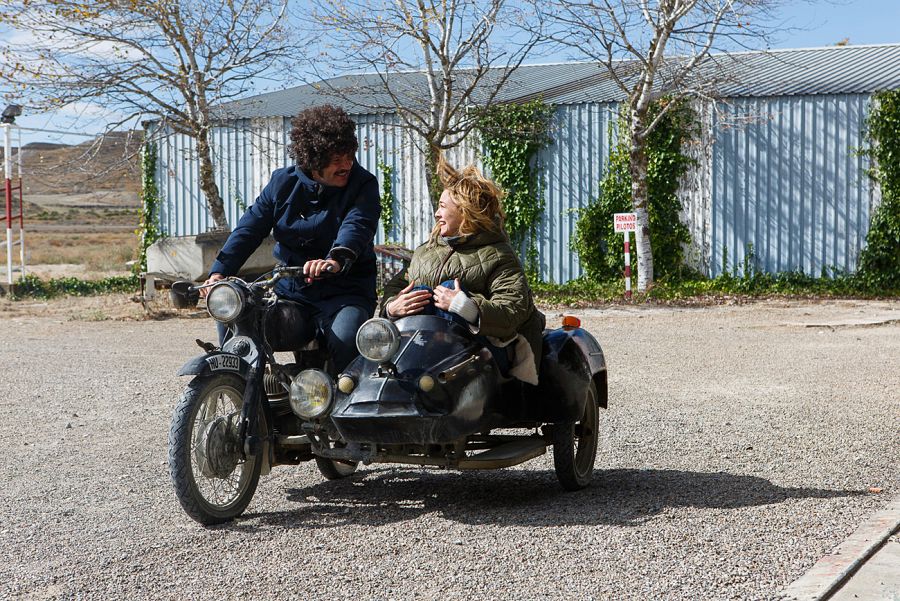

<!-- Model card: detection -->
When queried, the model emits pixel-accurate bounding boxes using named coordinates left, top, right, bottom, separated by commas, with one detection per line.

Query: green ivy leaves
left=134, top=142, right=164, bottom=275
left=572, top=101, right=694, bottom=281
left=474, top=99, right=554, bottom=280
left=857, top=90, right=900, bottom=290
left=377, top=156, right=396, bottom=240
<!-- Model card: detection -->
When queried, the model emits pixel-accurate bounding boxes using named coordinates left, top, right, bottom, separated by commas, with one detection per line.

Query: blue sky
left=767, top=0, right=899, bottom=48
left=7, top=0, right=900, bottom=146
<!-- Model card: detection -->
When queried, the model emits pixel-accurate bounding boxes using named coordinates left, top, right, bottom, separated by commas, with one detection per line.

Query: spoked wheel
left=552, top=381, right=600, bottom=491
left=315, top=442, right=359, bottom=480
left=168, top=374, right=263, bottom=525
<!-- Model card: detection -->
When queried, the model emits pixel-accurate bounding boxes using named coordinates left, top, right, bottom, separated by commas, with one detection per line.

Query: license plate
left=206, top=354, right=240, bottom=371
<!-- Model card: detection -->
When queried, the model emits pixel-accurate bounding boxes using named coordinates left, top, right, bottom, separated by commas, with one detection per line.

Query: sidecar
left=294, top=314, right=607, bottom=490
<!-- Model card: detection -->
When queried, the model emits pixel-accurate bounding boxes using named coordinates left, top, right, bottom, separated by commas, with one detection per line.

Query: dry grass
left=28, top=206, right=140, bottom=225
left=21, top=231, right=138, bottom=271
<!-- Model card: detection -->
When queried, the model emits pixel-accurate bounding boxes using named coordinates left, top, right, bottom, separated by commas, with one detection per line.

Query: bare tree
left=308, top=0, right=541, bottom=210
left=540, top=0, right=779, bottom=290
left=0, top=0, right=304, bottom=230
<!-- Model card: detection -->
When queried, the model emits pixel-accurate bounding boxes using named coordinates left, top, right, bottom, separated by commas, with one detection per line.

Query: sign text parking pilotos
left=613, top=212, right=636, bottom=299
left=613, top=212, right=636, bottom=233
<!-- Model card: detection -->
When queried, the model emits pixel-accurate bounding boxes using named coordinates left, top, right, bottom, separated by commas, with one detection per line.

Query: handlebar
left=259, top=262, right=336, bottom=288
left=170, top=263, right=337, bottom=308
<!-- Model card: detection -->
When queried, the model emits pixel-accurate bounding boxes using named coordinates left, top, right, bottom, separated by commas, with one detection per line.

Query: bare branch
left=306, top=0, right=541, bottom=208
left=0, top=0, right=309, bottom=229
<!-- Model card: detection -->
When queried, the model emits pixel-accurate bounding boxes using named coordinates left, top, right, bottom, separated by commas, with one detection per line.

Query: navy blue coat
left=210, top=162, right=381, bottom=314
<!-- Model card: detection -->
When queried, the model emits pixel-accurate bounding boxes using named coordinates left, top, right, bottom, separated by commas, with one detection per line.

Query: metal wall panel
left=709, top=94, right=876, bottom=276
left=536, top=103, right=619, bottom=283
left=150, top=93, right=877, bottom=282
left=151, top=104, right=623, bottom=283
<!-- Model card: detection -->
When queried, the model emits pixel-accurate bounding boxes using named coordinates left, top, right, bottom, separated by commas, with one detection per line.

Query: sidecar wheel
left=315, top=451, right=359, bottom=480
left=552, top=381, right=599, bottom=491
left=168, top=374, right=263, bottom=525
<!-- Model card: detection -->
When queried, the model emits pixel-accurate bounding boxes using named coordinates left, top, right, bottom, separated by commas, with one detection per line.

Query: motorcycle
left=168, top=265, right=609, bottom=525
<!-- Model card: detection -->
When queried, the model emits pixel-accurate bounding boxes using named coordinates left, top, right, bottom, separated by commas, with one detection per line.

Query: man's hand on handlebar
left=303, top=258, right=340, bottom=283
left=199, top=273, right=226, bottom=297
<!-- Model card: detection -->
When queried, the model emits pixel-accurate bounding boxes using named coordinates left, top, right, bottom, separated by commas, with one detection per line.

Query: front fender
left=177, top=352, right=253, bottom=379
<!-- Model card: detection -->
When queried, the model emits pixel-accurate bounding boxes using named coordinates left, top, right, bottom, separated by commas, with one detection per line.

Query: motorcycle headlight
left=289, top=369, right=334, bottom=419
left=206, top=282, right=244, bottom=322
left=356, top=318, right=401, bottom=363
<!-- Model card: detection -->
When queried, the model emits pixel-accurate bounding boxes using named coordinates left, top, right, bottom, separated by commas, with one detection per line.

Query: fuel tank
left=330, top=315, right=501, bottom=444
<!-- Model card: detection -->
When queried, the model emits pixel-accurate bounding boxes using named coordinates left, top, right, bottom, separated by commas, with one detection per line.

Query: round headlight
left=289, top=369, right=334, bottom=419
left=206, top=282, right=244, bottom=322
left=356, top=318, right=401, bottom=363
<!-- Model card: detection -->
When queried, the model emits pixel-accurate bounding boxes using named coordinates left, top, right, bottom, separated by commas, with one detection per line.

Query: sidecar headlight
left=356, top=318, right=401, bottom=363
left=206, top=282, right=244, bottom=322
left=289, top=369, right=334, bottom=419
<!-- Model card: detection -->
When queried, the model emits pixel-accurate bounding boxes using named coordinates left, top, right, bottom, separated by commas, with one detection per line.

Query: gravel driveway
left=1, top=299, right=897, bottom=600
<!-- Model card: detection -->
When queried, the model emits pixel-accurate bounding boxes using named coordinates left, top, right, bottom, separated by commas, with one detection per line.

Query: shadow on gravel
left=238, top=468, right=862, bottom=530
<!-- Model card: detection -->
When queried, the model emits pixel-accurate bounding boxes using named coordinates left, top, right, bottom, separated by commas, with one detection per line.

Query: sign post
left=613, top=212, right=636, bottom=300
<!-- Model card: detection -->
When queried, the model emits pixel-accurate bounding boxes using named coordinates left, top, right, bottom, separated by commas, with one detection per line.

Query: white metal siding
left=709, top=94, right=876, bottom=276
left=150, top=93, right=878, bottom=282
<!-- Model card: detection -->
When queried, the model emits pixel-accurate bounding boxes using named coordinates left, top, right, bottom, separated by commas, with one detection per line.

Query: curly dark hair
left=288, top=105, right=358, bottom=173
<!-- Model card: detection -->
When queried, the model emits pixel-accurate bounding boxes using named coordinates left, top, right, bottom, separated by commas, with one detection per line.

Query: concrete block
left=146, top=232, right=276, bottom=282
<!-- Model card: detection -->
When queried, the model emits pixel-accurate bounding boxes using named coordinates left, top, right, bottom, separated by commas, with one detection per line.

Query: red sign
left=613, top=212, right=636, bottom=233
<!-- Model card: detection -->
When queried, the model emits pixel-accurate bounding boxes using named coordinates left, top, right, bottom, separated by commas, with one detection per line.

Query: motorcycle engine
left=265, top=363, right=301, bottom=414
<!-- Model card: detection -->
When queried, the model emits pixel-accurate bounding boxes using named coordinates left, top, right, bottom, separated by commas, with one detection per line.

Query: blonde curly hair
left=430, top=155, right=506, bottom=241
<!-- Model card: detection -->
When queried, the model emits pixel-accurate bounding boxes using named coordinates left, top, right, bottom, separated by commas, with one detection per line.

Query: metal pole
left=3, top=123, right=12, bottom=286
left=16, top=126, right=24, bottom=278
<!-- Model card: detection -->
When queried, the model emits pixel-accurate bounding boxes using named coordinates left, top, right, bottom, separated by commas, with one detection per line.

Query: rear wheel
left=552, top=381, right=599, bottom=491
left=168, top=374, right=263, bottom=525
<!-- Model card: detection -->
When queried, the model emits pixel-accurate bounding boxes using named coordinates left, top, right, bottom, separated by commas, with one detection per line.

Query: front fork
left=238, top=339, right=275, bottom=461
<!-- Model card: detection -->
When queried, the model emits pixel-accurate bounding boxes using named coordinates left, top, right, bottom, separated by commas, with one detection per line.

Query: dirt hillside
left=1, top=131, right=143, bottom=279
left=1, top=131, right=142, bottom=197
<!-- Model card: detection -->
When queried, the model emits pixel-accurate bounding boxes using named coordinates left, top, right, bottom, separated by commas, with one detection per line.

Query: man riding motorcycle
left=202, top=104, right=380, bottom=371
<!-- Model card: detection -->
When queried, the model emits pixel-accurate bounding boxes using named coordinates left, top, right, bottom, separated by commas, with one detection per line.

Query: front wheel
left=168, top=374, right=263, bottom=525
left=552, top=381, right=600, bottom=491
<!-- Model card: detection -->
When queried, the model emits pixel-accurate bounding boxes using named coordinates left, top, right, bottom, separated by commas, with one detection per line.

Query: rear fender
left=529, top=328, right=608, bottom=422
left=547, top=327, right=607, bottom=408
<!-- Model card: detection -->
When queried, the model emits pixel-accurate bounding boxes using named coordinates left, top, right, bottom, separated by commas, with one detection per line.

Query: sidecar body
left=299, top=315, right=607, bottom=479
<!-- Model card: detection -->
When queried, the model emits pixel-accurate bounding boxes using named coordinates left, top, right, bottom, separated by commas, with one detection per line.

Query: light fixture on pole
left=1, top=104, right=22, bottom=125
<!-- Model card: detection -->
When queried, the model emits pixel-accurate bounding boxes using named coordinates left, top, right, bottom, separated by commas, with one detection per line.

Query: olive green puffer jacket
left=380, top=230, right=545, bottom=375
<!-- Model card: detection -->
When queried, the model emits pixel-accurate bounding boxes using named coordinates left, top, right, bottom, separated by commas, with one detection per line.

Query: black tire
left=168, top=374, right=263, bottom=525
left=314, top=453, right=359, bottom=480
left=552, top=380, right=600, bottom=491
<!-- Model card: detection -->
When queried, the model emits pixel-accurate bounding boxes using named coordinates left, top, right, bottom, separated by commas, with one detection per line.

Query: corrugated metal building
left=148, top=44, right=900, bottom=281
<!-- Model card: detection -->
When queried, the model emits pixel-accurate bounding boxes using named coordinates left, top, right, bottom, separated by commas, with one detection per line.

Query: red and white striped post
left=613, top=213, right=636, bottom=301
left=623, top=232, right=632, bottom=300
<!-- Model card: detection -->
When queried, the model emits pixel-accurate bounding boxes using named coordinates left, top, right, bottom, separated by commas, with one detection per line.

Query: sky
left=4, top=0, right=899, bottom=147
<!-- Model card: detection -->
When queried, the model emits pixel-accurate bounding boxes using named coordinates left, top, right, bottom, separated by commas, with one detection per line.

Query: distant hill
left=0, top=131, right=142, bottom=197
left=22, top=142, right=69, bottom=151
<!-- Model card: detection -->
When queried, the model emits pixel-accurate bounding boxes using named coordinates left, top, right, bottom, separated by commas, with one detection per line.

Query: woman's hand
left=303, top=258, right=340, bottom=283
left=387, top=281, right=432, bottom=317
left=433, top=279, right=461, bottom=311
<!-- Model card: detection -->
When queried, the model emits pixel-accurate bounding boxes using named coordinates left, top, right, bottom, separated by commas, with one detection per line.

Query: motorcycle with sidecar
left=168, top=265, right=608, bottom=525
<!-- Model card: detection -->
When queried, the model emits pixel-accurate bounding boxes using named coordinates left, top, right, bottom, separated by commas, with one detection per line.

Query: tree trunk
left=423, top=141, right=443, bottom=213
left=195, top=128, right=229, bottom=230
left=629, top=123, right=654, bottom=291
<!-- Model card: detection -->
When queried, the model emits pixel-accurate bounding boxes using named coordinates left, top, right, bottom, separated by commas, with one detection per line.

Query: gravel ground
left=1, top=299, right=897, bottom=600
